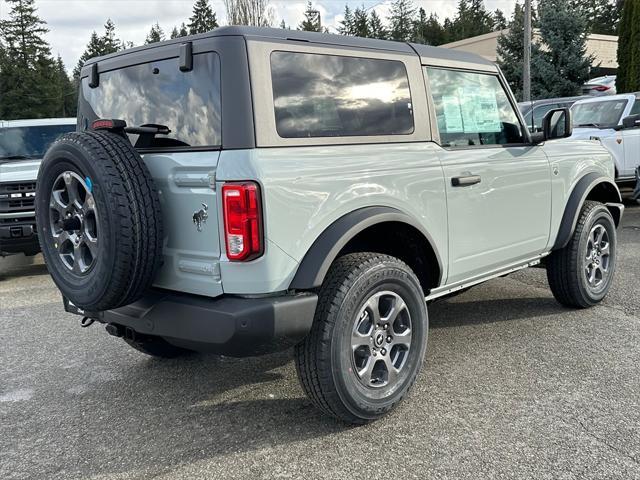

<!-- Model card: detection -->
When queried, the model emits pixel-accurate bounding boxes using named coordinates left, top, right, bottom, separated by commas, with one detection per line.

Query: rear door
left=425, top=67, right=552, bottom=285
left=78, top=50, right=224, bottom=297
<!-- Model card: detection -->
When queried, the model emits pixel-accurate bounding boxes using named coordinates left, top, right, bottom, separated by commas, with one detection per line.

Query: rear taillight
left=222, top=182, right=263, bottom=261
left=594, top=85, right=610, bottom=92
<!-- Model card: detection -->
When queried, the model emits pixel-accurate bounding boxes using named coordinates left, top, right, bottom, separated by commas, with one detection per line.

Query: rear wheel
left=295, top=253, right=428, bottom=424
left=547, top=201, right=617, bottom=308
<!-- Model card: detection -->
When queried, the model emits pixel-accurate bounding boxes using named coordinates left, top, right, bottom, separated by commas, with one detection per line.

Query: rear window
left=0, top=124, right=75, bottom=160
left=80, top=52, right=221, bottom=148
left=270, top=51, right=414, bottom=138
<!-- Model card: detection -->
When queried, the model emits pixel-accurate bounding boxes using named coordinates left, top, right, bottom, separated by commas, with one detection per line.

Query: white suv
left=571, top=93, right=640, bottom=184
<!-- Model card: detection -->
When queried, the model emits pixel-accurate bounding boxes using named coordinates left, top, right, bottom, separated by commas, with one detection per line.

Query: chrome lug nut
left=381, top=348, right=387, bottom=355
left=387, top=336, right=392, bottom=343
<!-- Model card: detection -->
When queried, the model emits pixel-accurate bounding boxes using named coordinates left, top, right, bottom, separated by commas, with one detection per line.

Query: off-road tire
left=35, top=131, right=163, bottom=311
left=547, top=201, right=616, bottom=308
left=294, top=253, right=428, bottom=424
left=124, top=334, right=192, bottom=359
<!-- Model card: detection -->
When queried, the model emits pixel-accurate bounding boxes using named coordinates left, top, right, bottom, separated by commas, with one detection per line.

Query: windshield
left=571, top=100, right=627, bottom=127
left=80, top=52, right=221, bottom=149
left=0, top=124, right=75, bottom=160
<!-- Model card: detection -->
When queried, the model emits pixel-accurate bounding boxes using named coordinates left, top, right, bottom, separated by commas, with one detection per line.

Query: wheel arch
left=289, top=206, right=443, bottom=294
left=553, top=173, right=623, bottom=251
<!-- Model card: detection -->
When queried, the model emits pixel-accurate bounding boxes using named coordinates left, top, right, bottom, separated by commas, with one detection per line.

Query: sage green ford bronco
left=35, top=27, right=623, bottom=424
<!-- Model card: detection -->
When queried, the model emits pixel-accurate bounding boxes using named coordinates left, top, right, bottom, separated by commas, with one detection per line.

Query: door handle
left=451, top=175, right=481, bottom=187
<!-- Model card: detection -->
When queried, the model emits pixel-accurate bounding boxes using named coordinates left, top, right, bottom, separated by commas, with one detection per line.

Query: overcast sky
left=0, top=0, right=516, bottom=71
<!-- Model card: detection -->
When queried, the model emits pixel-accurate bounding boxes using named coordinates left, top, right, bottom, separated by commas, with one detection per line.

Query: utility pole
left=523, top=0, right=532, bottom=102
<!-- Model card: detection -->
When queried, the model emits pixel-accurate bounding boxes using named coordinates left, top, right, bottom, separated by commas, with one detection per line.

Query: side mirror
left=543, top=107, right=573, bottom=141
left=622, top=114, right=640, bottom=130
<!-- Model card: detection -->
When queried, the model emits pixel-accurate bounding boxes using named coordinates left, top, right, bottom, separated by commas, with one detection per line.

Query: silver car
left=35, top=27, right=623, bottom=424
left=582, top=75, right=617, bottom=96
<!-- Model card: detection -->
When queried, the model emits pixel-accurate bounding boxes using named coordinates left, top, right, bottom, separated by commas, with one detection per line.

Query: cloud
left=0, top=0, right=515, bottom=72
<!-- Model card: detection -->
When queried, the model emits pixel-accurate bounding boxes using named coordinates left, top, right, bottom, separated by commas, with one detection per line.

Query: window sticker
left=461, top=88, right=501, bottom=133
left=442, top=95, right=464, bottom=133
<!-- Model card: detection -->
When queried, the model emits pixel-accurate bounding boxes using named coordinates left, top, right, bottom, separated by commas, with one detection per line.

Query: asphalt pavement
left=1, top=201, right=639, bottom=480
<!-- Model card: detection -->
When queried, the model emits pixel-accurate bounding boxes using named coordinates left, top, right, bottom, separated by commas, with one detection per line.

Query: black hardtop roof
left=83, top=25, right=493, bottom=69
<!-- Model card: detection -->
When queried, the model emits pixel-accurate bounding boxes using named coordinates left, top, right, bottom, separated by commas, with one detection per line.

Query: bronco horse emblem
left=192, top=203, right=208, bottom=232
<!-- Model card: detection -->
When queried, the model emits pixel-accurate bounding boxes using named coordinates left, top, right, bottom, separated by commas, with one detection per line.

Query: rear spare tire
left=35, top=131, right=163, bottom=311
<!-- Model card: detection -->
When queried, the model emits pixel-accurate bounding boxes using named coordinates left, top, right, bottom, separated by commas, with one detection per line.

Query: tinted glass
left=532, top=104, right=559, bottom=131
left=571, top=100, right=627, bottom=127
left=0, top=124, right=75, bottom=160
left=426, top=68, right=525, bottom=147
left=630, top=100, right=640, bottom=116
left=81, top=53, right=221, bottom=148
left=271, top=51, right=414, bottom=138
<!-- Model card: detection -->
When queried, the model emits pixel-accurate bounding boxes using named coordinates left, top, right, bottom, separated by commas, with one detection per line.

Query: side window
left=270, top=51, right=414, bottom=138
left=630, top=100, right=640, bottom=116
left=426, top=67, right=526, bottom=147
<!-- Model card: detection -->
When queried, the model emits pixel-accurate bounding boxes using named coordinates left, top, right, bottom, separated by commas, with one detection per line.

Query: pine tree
left=0, top=0, right=60, bottom=119
left=368, top=10, right=387, bottom=40
left=497, top=3, right=528, bottom=99
left=338, top=5, right=355, bottom=35
left=493, top=9, right=507, bottom=30
left=570, top=0, right=621, bottom=35
left=450, top=0, right=494, bottom=42
left=171, top=23, right=189, bottom=38
left=616, top=0, right=640, bottom=93
left=55, top=55, right=76, bottom=117
left=299, top=1, right=322, bottom=32
left=352, top=6, right=370, bottom=38
left=189, top=0, right=218, bottom=34
left=145, top=23, right=165, bottom=44
left=279, top=19, right=288, bottom=29
left=389, top=0, right=416, bottom=42
left=412, top=9, right=447, bottom=45
left=73, top=20, right=123, bottom=80
left=531, top=0, right=592, bottom=98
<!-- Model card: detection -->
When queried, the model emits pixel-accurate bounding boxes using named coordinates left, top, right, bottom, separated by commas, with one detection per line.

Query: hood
left=570, top=127, right=616, bottom=140
left=0, top=158, right=42, bottom=183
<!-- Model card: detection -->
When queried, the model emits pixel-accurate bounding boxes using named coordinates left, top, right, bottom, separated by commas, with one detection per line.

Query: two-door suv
left=36, top=27, right=623, bottom=424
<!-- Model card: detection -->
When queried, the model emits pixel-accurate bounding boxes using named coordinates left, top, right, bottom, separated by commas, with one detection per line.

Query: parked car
left=0, top=118, right=76, bottom=256
left=35, top=27, right=623, bottom=424
left=570, top=93, right=640, bottom=184
left=582, top=75, right=617, bottom=96
left=519, top=96, right=585, bottom=132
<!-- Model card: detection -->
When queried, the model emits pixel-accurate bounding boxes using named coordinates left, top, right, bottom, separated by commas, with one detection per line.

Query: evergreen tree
left=189, top=0, right=218, bottom=34
left=352, top=6, right=370, bottom=38
left=493, top=9, right=507, bottom=30
left=279, top=19, right=289, bottom=30
left=368, top=10, right=387, bottom=40
left=338, top=5, right=355, bottom=35
left=571, top=0, right=621, bottom=35
left=55, top=55, right=76, bottom=117
left=389, top=0, right=415, bottom=42
left=616, top=0, right=640, bottom=93
left=0, top=0, right=61, bottom=119
left=497, top=3, right=528, bottom=99
left=170, top=23, right=189, bottom=38
left=531, top=0, right=592, bottom=98
left=450, top=0, right=494, bottom=42
left=412, top=10, right=447, bottom=45
left=299, top=1, right=322, bottom=32
left=73, top=20, right=123, bottom=79
left=145, top=23, right=165, bottom=44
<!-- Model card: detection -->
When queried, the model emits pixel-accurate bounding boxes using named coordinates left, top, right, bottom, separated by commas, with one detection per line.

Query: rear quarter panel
left=216, top=144, right=448, bottom=294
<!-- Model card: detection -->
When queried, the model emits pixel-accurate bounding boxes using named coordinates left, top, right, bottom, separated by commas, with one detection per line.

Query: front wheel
left=547, top=201, right=617, bottom=308
left=294, top=253, right=428, bottom=424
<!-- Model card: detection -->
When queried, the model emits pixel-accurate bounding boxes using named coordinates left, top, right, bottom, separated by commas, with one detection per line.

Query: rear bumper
left=66, top=290, right=318, bottom=356
left=0, top=212, right=39, bottom=256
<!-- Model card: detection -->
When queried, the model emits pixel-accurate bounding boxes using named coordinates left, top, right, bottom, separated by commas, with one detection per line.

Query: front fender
left=553, top=173, right=622, bottom=250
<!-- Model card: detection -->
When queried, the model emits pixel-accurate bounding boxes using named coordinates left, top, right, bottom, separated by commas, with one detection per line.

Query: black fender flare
left=289, top=206, right=443, bottom=290
left=553, top=173, right=622, bottom=250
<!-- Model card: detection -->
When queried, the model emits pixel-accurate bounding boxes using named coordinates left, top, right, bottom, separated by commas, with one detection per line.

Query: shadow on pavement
left=429, top=295, right=566, bottom=328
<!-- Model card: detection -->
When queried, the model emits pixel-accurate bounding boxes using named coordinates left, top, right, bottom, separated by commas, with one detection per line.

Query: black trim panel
left=289, top=206, right=443, bottom=289
left=553, top=173, right=622, bottom=250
